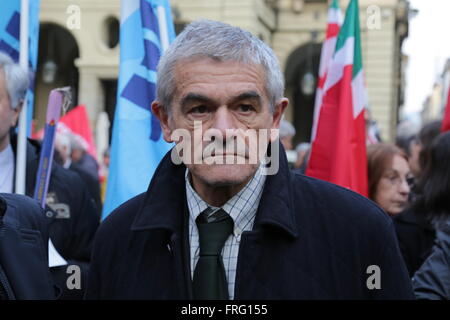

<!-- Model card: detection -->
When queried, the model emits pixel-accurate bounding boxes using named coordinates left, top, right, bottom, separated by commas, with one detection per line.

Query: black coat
left=413, top=221, right=450, bottom=299
left=394, top=208, right=436, bottom=277
left=10, top=136, right=99, bottom=299
left=69, top=162, right=102, bottom=220
left=86, top=145, right=414, bottom=300
left=0, top=194, right=54, bottom=299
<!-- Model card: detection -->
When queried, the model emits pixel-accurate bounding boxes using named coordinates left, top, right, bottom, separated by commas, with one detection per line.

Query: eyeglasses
left=382, top=174, right=414, bottom=188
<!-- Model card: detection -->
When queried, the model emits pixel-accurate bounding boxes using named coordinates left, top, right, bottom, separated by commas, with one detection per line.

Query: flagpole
left=15, top=0, right=29, bottom=195
left=156, top=5, right=169, bottom=52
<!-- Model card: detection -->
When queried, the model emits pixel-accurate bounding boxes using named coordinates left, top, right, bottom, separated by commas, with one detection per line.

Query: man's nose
left=211, top=106, right=236, bottom=136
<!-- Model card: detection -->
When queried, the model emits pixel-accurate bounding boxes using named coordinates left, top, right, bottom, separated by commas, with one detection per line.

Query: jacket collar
left=131, top=141, right=298, bottom=239
left=10, top=133, right=43, bottom=196
left=253, top=142, right=298, bottom=239
left=131, top=149, right=187, bottom=233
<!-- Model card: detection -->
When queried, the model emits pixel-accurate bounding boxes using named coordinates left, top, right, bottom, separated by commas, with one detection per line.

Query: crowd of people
left=0, top=19, right=449, bottom=300
left=280, top=118, right=450, bottom=299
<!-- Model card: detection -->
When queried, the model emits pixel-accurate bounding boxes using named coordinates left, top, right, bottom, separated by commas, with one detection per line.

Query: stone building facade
left=421, top=58, right=450, bottom=124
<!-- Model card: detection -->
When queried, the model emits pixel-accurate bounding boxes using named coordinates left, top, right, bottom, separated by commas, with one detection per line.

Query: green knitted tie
left=193, top=210, right=234, bottom=300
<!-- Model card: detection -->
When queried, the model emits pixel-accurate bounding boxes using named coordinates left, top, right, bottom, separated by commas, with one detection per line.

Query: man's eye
left=191, top=105, right=208, bottom=114
left=238, top=104, right=254, bottom=112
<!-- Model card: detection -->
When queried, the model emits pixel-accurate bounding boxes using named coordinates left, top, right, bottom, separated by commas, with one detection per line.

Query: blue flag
left=102, top=0, right=175, bottom=219
left=0, top=0, right=40, bottom=136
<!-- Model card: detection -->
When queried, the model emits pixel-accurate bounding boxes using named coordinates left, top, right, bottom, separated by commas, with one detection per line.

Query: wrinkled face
left=374, top=155, right=412, bottom=216
left=154, top=58, right=286, bottom=189
left=0, top=69, right=19, bottom=152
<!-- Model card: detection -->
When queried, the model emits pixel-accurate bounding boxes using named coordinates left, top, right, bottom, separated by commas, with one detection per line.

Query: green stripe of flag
left=334, top=0, right=362, bottom=78
left=331, top=0, right=340, bottom=10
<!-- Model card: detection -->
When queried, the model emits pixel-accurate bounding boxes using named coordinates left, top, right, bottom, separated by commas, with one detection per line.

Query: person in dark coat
left=70, top=137, right=100, bottom=181
left=9, top=135, right=99, bottom=300
left=394, top=208, right=436, bottom=277
left=54, top=132, right=102, bottom=218
left=0, top=194, right=55, bottom=300
left=86, top=20, right=413, bottom=300
left=394, top=131, right=450, bottom=277
left=412, top=220, right=450, bottom=299
left=0, top=51, right=99, bottom=299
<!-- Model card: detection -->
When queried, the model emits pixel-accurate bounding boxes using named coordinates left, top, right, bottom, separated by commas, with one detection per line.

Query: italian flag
left=306, top=0, right=368, bottom=197
left=442, top=85, right=450, bottom=133
left=311, top=0, right=342, bottom=140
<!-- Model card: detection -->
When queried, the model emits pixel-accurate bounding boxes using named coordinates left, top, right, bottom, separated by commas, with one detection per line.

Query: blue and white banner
left=102, top=0, right=176, bottom=219
left=0, top=0, right=40, bottom=136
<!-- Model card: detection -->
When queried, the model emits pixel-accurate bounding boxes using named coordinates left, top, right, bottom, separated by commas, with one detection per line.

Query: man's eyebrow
left=180, top=93, right=216, bottom=111
left=230, top=91, right=261, bottom=104
left=179, top=91, right=262, bottom=111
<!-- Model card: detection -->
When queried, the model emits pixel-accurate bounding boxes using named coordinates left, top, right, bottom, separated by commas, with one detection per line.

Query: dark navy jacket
left=0, top=194, right=54, bottom=299
left=11, top=135, right=99, bottom=299
left=86, top=146, right=414, bottom=300
left=413, top=220, right=450, bottom=299
left=10, top=135, right=99, bottom=262
left=394, top=208, right=436, bottom=277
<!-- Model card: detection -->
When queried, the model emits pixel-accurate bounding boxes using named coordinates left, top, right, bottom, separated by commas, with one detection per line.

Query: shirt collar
left=0, top=143, right=13, bottom=166
left=185, top=166, right=266, bottom=235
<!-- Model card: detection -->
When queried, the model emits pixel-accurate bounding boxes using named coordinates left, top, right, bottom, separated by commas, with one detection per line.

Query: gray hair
left=0, top=51, right=28, bottom=110
left=295, top=142, right=310, bottom=153
left=55, top=132, right=72, bottom=158
left=156, top=20, right=284, bottom=113
left=279, top=119, right=296, bottom=138
left=70, top=135, right=87, bottom=152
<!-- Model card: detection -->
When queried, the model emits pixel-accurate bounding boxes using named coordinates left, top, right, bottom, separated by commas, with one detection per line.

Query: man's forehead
left=173, top=56, right=265, bottom=77
left=172, top=57, right=267, bottom=97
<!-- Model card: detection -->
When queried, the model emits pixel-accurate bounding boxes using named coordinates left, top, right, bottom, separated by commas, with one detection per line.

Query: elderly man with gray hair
left=0, top=51, right=99, bottom=299
left=86, top=20, right=413, bottom=300
left=0, top=53, right=28, bottom=193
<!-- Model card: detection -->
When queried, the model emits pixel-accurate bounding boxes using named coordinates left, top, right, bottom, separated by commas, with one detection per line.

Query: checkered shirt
left=185, top=166, right=266, bottom=300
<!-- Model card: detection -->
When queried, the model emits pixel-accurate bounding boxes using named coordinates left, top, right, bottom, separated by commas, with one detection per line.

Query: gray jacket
left=413, top=221, right=450, bottom=300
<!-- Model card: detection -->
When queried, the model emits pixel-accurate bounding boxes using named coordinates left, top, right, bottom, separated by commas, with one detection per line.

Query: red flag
left=59, top=105, right=98, bottom=160
left=306, top=0, right=368, bottom=197
left=33, top=105, right=98, bottom=160
left=311, top=0, right=342, bottom=140
left=442, top=86, right=450, bottom=133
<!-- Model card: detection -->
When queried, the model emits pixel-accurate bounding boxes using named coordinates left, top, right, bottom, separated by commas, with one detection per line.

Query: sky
left=402, top=0, right=450, bottom=117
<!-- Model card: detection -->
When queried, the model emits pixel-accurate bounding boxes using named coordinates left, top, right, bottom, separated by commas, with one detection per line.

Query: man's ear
left=11, top=103, right=22, bottom=127
left=151, top=101, right=173, bottom=143
left=270, top=98, right=289, bottom=141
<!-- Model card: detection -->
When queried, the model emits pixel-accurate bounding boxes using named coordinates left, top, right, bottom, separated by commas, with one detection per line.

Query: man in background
left=0, top=51, right=99, bottom=299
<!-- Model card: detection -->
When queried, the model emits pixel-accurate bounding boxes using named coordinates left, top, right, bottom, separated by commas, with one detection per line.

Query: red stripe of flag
left=326, top=23, right=340, bottom=39
left=442, top=85, right=450, bottom=133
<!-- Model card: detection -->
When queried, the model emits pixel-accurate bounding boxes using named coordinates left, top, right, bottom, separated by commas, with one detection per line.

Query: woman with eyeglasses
left=367, top=143, right=413, bottom=217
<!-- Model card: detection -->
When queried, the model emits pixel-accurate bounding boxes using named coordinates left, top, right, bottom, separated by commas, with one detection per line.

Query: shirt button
left=234, top=227, right=242, bottom=242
